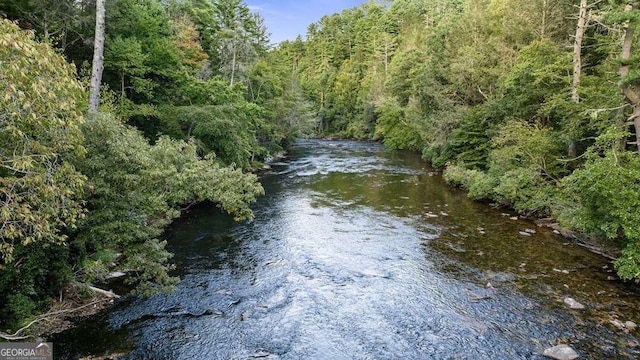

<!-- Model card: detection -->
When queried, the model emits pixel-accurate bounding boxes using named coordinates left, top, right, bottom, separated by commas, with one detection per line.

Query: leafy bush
left=373, top=100, right=423, bottom=151
left=157, top=104, right=265, bottom=168
left=443, top=165, right=496, bottom=200
left=560, top=129, right=640, bottom=281
left=492, top=167, right=559, bottom=215
left=445, top=119, right=563, bottom=216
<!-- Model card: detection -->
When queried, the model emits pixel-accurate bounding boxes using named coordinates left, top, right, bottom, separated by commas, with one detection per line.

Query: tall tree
left=568, top=0, right=588, bottom=158
left=0, top=19, right=86, bottom=264
left=572, top=0, right=588, bottom=104
left=213, top=0, right=268, bottom=86
left=89, top=0, right=105, bottom=114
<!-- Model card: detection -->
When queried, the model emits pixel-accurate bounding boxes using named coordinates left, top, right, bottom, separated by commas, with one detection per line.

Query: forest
left=272, top=0, right=640, bottom=281
left=1, top=0, right=640, bottom=338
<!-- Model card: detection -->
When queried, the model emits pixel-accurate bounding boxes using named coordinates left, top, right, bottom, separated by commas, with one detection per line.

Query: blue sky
left=245, top=0, right=368, bottom=44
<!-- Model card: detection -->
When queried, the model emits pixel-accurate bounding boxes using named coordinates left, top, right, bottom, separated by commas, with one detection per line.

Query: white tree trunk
left=572, top=0, right=587, bottom=104
left=88, top=0, right=106, bottom=114
left=567, top=0, right=589, bottom=158
left=230, top=39, right=237, bottom=87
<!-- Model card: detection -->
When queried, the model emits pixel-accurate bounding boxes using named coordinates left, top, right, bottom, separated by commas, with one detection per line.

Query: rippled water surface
left=55, top=140, right=640, bottom=359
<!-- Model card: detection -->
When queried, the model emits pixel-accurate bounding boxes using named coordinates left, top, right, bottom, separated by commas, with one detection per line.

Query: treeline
left=270, top=0, right=640, bottom=281
left=2, top=0, right=316, bottom=167
left=0, top=0, right=314, bottom=335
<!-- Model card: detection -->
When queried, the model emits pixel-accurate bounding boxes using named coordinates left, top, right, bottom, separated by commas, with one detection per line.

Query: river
left=54, top=139, right=640, bottom=359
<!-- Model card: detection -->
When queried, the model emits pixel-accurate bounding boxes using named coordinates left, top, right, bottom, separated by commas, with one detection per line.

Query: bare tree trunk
left=43, top=8, right=49, bottom=41
left=572, top=0, right=587, bottom=104
left=568, top=0, right=589, bottom=158
left=620, top=3, right=640, bottom=154
left=540, top=0, right=548, bottom=39
left=230, top=40, right=237, bottom=87
left=89, top=0, right=106, bottom=115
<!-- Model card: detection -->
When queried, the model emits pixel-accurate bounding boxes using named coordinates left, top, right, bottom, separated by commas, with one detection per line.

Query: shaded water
left=54, top=140, right=640, bottom=359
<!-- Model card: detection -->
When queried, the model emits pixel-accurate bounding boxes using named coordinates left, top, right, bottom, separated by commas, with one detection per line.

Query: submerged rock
left=611, top=319, right=625, bottom=330
left=625, top=321, right=638, bottom=332
left=611, top=319, right=638, bottom=333
left=564, top=297, right=585, bottom=310
left=543, top=344, right=579, bottom=360
left=553, top=268, right=570, bottom=274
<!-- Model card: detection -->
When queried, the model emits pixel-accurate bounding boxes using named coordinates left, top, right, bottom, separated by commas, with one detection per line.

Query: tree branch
left=0, top=297, right=113, bottom=341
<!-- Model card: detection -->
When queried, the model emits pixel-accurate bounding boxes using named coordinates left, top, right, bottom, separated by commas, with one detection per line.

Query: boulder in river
left=543, top=344, right=579, bottom=360
left=563, top=297, right=585, bottom=310
left=625, top=321, right=638, bottom=332
left=610, top=319, right=638, bottom=333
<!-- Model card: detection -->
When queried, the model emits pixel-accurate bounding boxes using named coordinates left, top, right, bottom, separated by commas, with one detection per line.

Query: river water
left=54, top=139, right=640, bottom=359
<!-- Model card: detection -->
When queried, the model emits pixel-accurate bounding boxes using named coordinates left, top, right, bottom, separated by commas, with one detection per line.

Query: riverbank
left=0, top=283, right=118, bottom=342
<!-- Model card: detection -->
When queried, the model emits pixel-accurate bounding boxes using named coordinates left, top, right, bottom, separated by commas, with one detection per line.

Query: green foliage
left=102, top=1, right=281, bottom=164
left=616, top=243, right=640, bottom=282
left=487, top=120, right=565, bottom=215
left=0, top=0, right=289, bottom=332
left=492, top=167, right=559, bottom=215
left=5, top=294, right=36, bottom=327
left=447, top=106, right=498, bottom=169
left=373, top=100, right=422, bottom=151
left=105, top=36, right=147, bottom=95
left=157, top=103, right=265, bottom=169
left=0, top=18, right=86, bottom=332
left=445, top=120, right=564, bottom=216
left=0, top=19, right=86, bottom=264
left=443, top=165, right=497, bottom=200
left=559, top=129, right=640, bottom=281
left=489, top=120, right=565, bottom=180
left=560, top=129, right=640, bottom=243
left=500, top=40, right=572, bottom=126
left=73, top=113, right=264, bottom=294
left=0, top=242, right=73, bottom=330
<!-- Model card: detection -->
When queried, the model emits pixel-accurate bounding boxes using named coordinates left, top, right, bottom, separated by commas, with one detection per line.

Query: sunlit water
left=54, top=140, right=640, bottom=359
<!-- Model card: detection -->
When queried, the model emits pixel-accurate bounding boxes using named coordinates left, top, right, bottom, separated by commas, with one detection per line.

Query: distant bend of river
left=54, top=139, right=640, bottom=359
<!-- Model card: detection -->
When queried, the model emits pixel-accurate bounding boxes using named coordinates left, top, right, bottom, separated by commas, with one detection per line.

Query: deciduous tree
left=0, top=19, right=86, bottom=265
